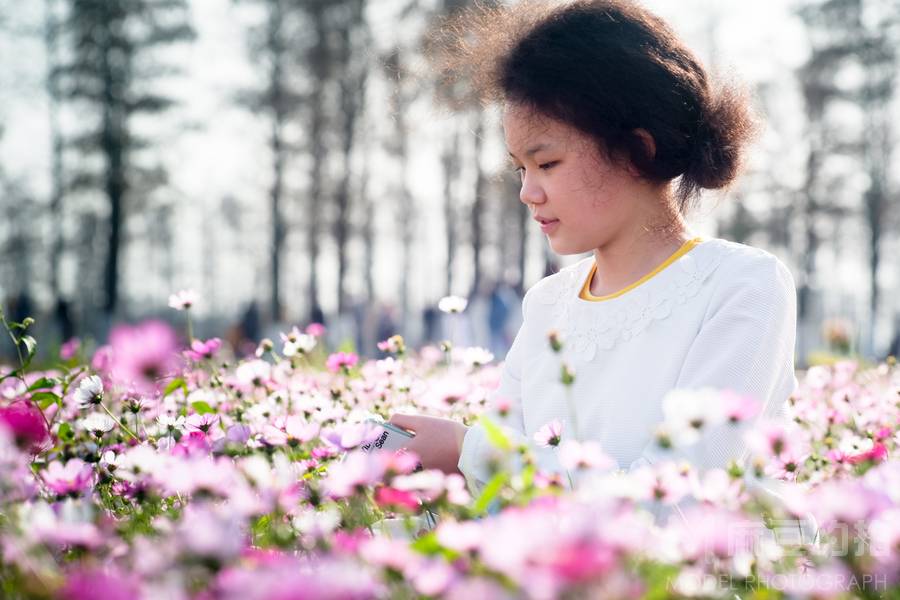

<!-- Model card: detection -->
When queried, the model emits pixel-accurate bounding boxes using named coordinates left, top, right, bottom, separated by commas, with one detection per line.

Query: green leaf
left=58, top=422, right=74, bottom=442
left=163, top=377, right=187, bottom=398
left=31, top=391, right=61, bottom=410
left=472, top=471, right=508, bottom=516
left=637, top=562, right=680, bottom=600
left=9, top=318, right=34, bottom=331
left=0, top=369, right=20, bottom=383
left=191, top=400, right=214, bottom=415
left=478, top=415, right=512, bottom=451
left=20, top=335, right=37, bottom=359
left=27, top=377, right=58, bottom=392
left=410, top=531, right=442, bottom=555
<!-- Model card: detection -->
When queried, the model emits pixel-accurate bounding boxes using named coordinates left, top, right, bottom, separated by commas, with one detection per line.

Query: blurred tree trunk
left=334, top=0, right=367, bottom=315
left=61, top=0, right=193, bottom=316
left=266, top=0, right=288, bottom=322
left=857, top=2, right=897, bottom=351
left=469, top=110, right=486, bottom=297
left=442, top=123, right=460, bottom=296
left=384, top=48, right=415, bottom=329
left=237, top=0, right=307, bottom=322
left=44, top=0, right=65, bottom=308
left=305, top=1, right=328, bottom=323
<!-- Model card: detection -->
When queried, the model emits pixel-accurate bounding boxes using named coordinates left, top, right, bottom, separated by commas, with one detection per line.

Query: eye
left=539, top=161, right=559, bottom=171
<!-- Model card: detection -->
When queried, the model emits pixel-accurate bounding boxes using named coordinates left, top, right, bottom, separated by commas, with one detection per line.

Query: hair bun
left=680, top=82, right=759, bottom=198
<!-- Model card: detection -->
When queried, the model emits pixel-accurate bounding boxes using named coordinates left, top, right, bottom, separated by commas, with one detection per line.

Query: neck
left=590, top=192, right=691, bottom=297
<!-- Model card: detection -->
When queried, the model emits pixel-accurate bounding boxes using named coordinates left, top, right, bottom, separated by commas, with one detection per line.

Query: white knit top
left=458, top=237, right=798, bottom=490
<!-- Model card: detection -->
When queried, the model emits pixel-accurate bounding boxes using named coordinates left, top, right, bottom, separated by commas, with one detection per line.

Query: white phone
left=360, top=419, right=415, bottom=453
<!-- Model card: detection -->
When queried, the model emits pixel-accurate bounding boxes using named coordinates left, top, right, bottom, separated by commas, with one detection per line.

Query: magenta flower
left=0, top=401, right=50, bottom=454
left=60, top=568, right=139, bottom=600
left=846, top=441, right=888, bottom=465
left=305, top=322, right=326, bottom=337
left=326, top=351, right=359, bottom=374
left=107, top=320, right=180, bottom=393
left=91, top=344, right=113, bottom=373
left=60, top=337, right=81, bottom=360
left=43, top=459, right=94, bottom=496
left=184, top=337, right=222, bottom=361
left=374, top=486, right=421, bottom=512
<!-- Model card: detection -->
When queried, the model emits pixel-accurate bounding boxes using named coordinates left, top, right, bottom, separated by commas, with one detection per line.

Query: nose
left=519, top=171, right=546, bottom=207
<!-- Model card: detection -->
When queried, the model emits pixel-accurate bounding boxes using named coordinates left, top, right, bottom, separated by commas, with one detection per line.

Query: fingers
left=388, top=413, right=419, bottom=432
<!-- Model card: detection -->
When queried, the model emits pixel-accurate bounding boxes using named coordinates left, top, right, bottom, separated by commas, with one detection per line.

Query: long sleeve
left=629, top=253, right=798, bottom=472
left=458, top=293, right=531, bottom=493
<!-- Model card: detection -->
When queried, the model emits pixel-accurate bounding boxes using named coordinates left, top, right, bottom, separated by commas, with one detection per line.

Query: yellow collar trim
left=578, top=237, right=704, bottom=302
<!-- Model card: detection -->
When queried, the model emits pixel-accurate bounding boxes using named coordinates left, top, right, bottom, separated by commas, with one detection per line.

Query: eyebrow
left=507, top=143, right=552, bottom=160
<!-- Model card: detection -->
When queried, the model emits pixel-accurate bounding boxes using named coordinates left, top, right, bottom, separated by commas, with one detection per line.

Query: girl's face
left=504, top=104, right=649, bottom=255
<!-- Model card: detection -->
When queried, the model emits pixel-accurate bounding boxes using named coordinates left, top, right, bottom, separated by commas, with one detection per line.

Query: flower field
left=0, top=307, right=898, bottom=599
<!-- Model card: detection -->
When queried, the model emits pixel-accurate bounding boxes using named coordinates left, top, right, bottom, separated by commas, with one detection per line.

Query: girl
left=391, top=0, right=797, bottom=492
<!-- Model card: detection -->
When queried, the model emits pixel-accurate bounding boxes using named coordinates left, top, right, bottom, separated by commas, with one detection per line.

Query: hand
left=388, top=414, right=469, bottom=476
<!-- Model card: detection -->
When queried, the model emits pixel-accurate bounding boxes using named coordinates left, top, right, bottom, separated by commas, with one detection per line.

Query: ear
left=633, top=128, right=657, bottom=159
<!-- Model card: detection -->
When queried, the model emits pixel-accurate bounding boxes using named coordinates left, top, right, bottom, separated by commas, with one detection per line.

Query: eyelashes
left=511, top=161, right=560, bottom=176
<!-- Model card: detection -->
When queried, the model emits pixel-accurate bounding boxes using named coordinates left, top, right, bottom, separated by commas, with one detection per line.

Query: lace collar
left=532, top=239, right=735, bottom=362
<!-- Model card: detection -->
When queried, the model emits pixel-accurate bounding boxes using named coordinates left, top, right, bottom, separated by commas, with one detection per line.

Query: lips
left=534, top=216, right=560, bottom=234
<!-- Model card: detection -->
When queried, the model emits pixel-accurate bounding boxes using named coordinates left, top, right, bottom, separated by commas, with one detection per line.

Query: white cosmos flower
left=282, top=334, right=316, bottom=357
left=661, top=388, right=728, bottom=447
left=438, top=295, right=468, bottom=314
left=73, top=375, right=104, bottom=409
left=80, top=412, right=116, bottom=435
left=461, top=347, right=494, bottom=368
left=157, top=414, right=186, bottom=434
left=168, top=289, right=198, bottom=311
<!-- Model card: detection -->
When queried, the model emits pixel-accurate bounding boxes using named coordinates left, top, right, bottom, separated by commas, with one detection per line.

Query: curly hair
left=431, top=0, right=759, bottom=208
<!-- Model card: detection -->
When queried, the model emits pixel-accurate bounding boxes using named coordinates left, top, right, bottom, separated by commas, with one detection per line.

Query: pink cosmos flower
left=436, top=519, right=483, bottom=552
left=534, top=419, right=564, bottom=448
left=263, top=416, right=320, bottom=446
left=171, top=431, right=212, bottom=457
left=91, top=344, right=113, bottom=373
left=60, top=337, right=81, bottom=360
left=0, top=401, right=50, bottom=454
left=320, top=421, right=381, bottom=451
left=185, top=412, right=219, bottom=434
left=558, top=440, right=616, bottom=471
left=374, top=486, right=420, bottom=512
left=544, top=539, right=617, bottom=583
left=326, top=351, right=359, bottom=374
left=846, top=441, right=888, bottom=465
left=43, top=459, right=94, bottom=496
left=184, top=337, right=222, bottom=361
left=494, top=396, right=513, bottom=417
left=107, top=320, right=180, bottom=393
left=60, top=568, right=139, bottom=600
left=722, top=391, right=761, bottom=423
left=322, top=451, right=386, bottom=498
left=305, top=322, right=326, bottom=337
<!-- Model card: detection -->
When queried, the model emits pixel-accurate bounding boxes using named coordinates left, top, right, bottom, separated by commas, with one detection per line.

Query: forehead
left=502, top=104, right=581, bottom=152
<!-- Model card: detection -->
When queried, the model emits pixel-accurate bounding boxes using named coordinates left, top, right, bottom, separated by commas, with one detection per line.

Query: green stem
left=1, top=313, right=52, bottom=434
left=100, top=402, right=139, bottom=441
left=186, top=311, right=194, bottom=343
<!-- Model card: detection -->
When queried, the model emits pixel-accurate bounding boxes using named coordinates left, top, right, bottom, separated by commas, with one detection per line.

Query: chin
left=548, top=238, right=592, bottom=256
